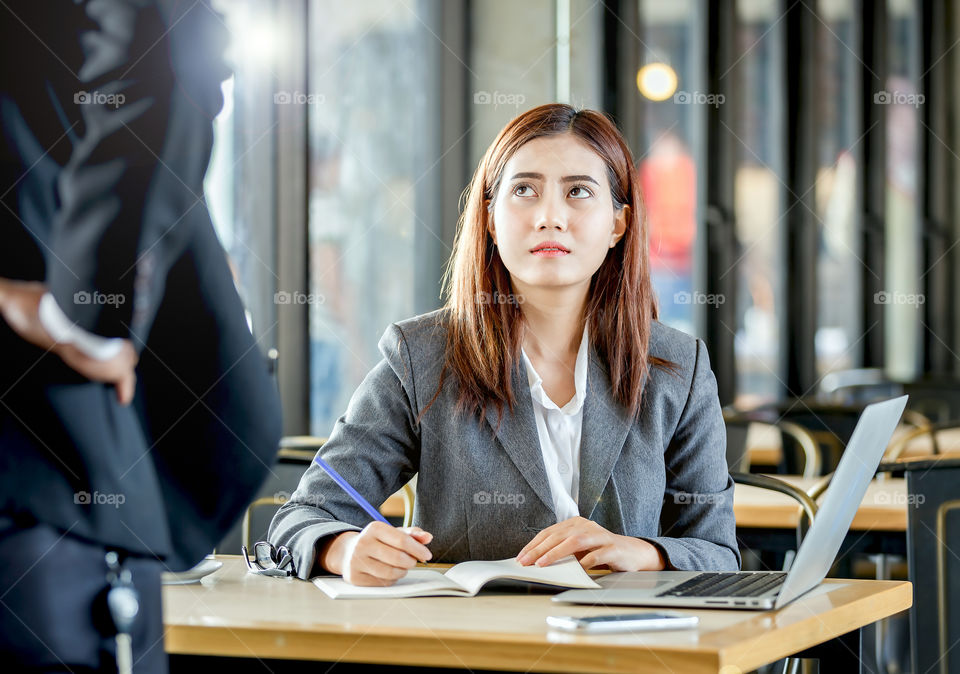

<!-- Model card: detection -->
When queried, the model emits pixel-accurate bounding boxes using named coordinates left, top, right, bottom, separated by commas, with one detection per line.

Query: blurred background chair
left=725, top=404, right=843, bottom=475
left=731, top=397, right=932, bottom=476
left=724, top=410, right=822, bottom=477
left=230, top=436, right=417, bottom=552
left=730, top=472, right=818, bottom=550
left=761, top=402, right=864, bottom=475
left=219, top=436, right=326, bottom=554
left=884, top=420, right=960, bottom=464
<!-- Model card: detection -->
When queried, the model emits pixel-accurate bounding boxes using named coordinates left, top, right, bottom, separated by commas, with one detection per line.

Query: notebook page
left=312, top=569, right=468, bottom=599
left=443, top=556, right=601, bottom=596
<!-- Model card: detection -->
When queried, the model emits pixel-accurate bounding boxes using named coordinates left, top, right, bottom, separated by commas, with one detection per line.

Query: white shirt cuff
left=38, top=292, right=125, bottom=361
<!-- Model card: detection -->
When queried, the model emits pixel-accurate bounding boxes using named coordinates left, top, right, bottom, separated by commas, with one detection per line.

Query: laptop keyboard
left=656, top=572, right=788, bottom=598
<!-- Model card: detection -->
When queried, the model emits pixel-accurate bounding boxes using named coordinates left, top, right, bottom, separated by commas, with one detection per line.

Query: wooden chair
left=733, top=401, right=869, bottom=475
left=238, top=436, right=325, bottom=550
left=731, top=471, right=818, bottom=546
left=724, top=410, right=823, bottom=478
left=884, top=419, right=960, bottom=463
left=240, top=436, right=417, bottom=549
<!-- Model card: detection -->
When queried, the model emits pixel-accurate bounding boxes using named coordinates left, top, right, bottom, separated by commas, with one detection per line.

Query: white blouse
left=519, top=324, right=589, bottom=522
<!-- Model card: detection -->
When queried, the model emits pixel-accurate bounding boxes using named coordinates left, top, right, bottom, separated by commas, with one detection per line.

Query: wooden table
left=733, top=475, right=908, bottom=532
left=163, top=557, right=911, bottom=673
left=745, top=423, right=784, bottom=466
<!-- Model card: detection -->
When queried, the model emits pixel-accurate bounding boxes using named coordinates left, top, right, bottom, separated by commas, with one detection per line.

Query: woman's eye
left=569, top=185, right=593, bottom=199
left=513, top=184, right=535, bottom=197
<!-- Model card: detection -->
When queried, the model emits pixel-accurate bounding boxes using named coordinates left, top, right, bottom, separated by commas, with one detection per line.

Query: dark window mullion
left=860, top=0, right=887, bottom=370
left=920, top=0, right=955, bottom=374
left=703, top=0, right=738, bottom=406
left=782, top=0, right=819, bottom=396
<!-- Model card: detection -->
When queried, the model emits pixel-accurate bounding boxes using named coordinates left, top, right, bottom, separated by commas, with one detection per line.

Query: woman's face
left=487, top=134, right=627, bottom=297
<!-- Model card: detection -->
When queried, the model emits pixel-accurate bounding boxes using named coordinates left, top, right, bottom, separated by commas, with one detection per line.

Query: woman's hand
left=0, top=279, right=138, bottom=404
left=515, top=516, right=666, bottom=571
left=319, top=522, right=434, bottom=586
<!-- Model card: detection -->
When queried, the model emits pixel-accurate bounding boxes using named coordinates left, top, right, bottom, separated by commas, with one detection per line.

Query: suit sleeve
left=268, top=324, right=422, bottom=579
left=641, top=338, right=742, bottom=571
left=44, top=0, right=230, bottom=338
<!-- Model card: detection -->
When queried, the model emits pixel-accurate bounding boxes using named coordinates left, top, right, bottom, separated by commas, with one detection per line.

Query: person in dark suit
left=0, top=1, right=282, bottom=671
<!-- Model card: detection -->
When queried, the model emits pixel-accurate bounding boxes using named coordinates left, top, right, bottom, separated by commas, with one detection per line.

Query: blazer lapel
left=578, top=346, right=634, bottom=519
left=484, top=363, right=556, bottom=516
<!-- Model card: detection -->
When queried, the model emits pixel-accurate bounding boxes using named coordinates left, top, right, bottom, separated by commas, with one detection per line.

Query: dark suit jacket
left=270, top=310, right=740, bottom=579
left=0, top=0, right=281, bottom=569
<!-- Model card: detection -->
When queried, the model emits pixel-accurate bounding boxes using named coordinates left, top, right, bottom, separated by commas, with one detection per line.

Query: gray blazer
left=269, top=310, right=740, bottom=579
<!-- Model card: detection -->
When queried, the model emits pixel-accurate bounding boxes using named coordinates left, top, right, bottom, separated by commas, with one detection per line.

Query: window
left=206, top=0, right=280, bottom=346
left=814, top=0, right=862, bottom=378
left=636, top=0, right=703, bottom=336
left=883, top=0, right=922, bottom=380
left=306, top=1, right=451, bottom=435
left=731, top=0, right=785, bottom=405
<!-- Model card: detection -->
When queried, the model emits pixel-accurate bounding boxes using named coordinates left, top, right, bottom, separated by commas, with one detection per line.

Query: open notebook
left=312, top=556, right=601, bottom=599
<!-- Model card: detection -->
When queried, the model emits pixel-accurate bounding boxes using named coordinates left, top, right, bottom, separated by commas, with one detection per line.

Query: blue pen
left=313, top=455, right=390, bottom=525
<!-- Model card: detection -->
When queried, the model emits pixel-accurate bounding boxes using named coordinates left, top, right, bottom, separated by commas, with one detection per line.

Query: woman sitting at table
left=268, top=103, right=739, bottom=586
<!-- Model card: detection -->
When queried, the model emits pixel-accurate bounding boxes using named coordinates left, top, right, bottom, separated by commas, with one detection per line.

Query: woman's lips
left=530, top=241, right=570, bottom=257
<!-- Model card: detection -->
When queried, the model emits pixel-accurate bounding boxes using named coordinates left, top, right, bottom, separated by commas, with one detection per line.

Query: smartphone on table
left=546, top=611, right=699, bottom=633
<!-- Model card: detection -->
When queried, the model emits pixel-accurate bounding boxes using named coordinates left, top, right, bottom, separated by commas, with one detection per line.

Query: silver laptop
left=553, top=395, right=909, bottom=611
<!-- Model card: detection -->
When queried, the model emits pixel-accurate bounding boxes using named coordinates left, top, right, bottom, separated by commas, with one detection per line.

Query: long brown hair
left=421, top=103, right=672, bottom=427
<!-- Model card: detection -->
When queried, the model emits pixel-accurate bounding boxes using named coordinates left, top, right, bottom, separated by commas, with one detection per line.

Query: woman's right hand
left=319, top=523, right=433, bottom=586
